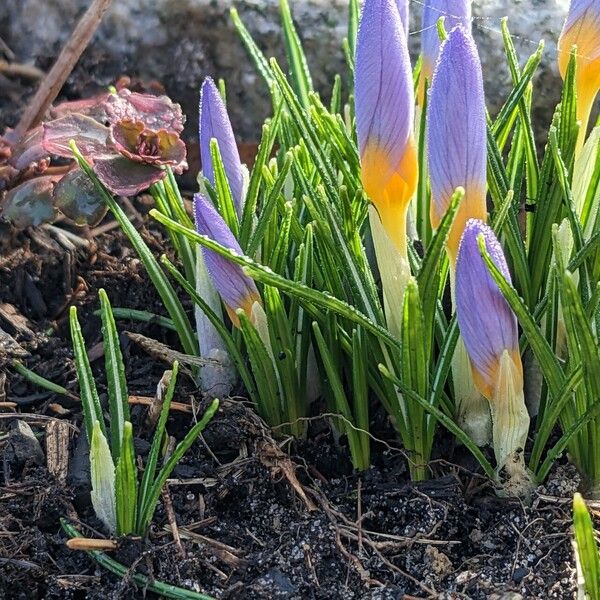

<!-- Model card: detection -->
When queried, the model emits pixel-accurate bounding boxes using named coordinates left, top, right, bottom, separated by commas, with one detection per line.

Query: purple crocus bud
left=419, top=0, right=471, bottom=105
left=199, top=78, right=245, bottom=215
left=427, top=25, right=486, bottom=262
left=456, top=219, right=532, bottom=495
left=193, top=193, right=261, bottom=326
left=456, top=219, right=520, bottom=398
left=558, top=0, right=600, bottom=152
left=355, top=0, right=417, bottom=255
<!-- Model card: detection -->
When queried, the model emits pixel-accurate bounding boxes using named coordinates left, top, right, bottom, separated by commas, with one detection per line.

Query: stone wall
left=0, top=0, right=570, bottom=143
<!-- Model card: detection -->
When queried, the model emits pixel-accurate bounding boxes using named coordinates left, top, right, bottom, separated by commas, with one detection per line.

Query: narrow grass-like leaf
left=573, top=493, right=600, bottom=600
left=313, top=321, right=367, bottom=470
left=238, top=310, right=282, bottom=426
left=99, top=289, right=129, bottom=460
left=102, top=308, right=176, bottom=331
left=137, top=362, right=179, bottom=533
left=115, top=421, right=137, bottom=535
left=230, top=8, right=273, bottom=89
left=70, top=306, right=104, bottom=441
left=138, top=399, right=219, bottom=535
left=379, top=365, right=495, bottom=479
left=280, top=0, right=313, bottom=107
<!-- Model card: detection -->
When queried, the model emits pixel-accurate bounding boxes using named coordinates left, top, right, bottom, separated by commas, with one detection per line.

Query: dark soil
left=0, top=199, right=587, bottom=600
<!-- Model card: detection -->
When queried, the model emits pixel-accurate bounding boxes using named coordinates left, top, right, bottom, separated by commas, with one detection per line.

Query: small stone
left=512, top=567, right=528, bottom=584
left=425, top=545, right=453, bottom=578
left=4, top=420, right=45, bottom=468
left=455, top=570, right=478, bottom=586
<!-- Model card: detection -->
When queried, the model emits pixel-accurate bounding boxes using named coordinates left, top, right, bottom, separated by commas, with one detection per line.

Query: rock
left=425, top=545, right=453, bottom=578
left=0, top=0, right=570, bottom=143
left=253, top=568, right=298, bottom=597
left=4, top=420, right=45, bottom=470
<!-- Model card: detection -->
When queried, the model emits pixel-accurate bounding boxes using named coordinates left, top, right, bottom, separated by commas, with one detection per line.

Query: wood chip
left=66, top=538, right=117, bottom=552
left=46, top=419, right=70, bottom=483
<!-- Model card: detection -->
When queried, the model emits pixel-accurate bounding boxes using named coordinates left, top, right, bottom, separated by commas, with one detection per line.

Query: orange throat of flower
left=431, top=184, right=488, bottom=264
left=472, top=348, right=524, bottom=401
left=226, top=293, right=263, bottom=328
left=361, top=139, right=418, bottom=254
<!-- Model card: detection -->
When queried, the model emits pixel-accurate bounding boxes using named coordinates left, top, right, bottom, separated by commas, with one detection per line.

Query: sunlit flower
left=456, top=220, right=532, bottom=495
left=356, top=0, right=417, bottom=256
left=193, top=193, right=261, bottom=326
left=355, top=0, right=417, bottom=338
left=419, top=0, right=472, bottom=106
left=558, top=0, right=600, bottom=152
left=427, top=25, right=487, bottom=262
left=199, top=77, right=245, bottom=215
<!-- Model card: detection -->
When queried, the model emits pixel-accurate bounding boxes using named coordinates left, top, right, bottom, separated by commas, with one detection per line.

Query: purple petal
left=199, top=78, right=245, bottom=214
left=427, top=25, right=487, bottom=255
left=396, top=0, right=409, bottom=37
left=421, top=0, right=471, bottom=83
left=561, top=0, right=600, bottom=35
left=355, top=0, right=414, bottom=167
left=105, top=90, right=185, bottom=133
left=193, top=193, right=260, bottom=323
left=93, top=156, right=165, bottom=196
left=456, top=219, right=519, bottom=398
left=43, top=114, right=111, bottom=159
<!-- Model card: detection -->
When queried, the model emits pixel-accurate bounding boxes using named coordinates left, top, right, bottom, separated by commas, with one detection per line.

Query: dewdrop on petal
left=456, top=220, right=534, bottom=497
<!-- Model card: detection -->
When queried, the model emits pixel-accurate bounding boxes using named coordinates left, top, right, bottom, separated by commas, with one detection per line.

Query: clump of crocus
left=419, top=0, right=472, bottom=105
left=355, top=0, right=418, bottom=337
left=427, top=25, right=490, bottom=445
left=456, top=219, right=534, bottom=497
left=0, top=87, right=187, bottom=228
left=199, top=77, right=247, bottom=216
left=558, top=0, right=600, bottom=153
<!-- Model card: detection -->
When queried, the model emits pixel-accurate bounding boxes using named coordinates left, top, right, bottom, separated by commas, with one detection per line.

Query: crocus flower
left=427, top=25, right=487, bottom=262
left=456, top=220, right=532, bottom=496
left=194, top=193, right=261, bottom=326
left=419, top=0, right=472, bottom=106
left=558, top=0, right=600, bottom=153
left=199, top=78, right=245, bottom=215
left=356, top=0, right=418, bottom=256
